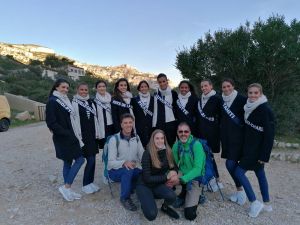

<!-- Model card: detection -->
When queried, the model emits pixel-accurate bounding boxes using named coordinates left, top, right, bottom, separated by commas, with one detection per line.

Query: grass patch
left=275, top=134, right=300, bottom=143
left=10, top=109, right=39, bottom=128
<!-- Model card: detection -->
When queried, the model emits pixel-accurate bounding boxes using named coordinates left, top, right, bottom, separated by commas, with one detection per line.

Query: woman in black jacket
left=175, top=80, right=198, bottom=135
left=136, top=129, right=180, bottom=221
left=72, top=83, right=100, bottom=194
left=195, top=79, right=223, bottom=191
left=132, top=80, right=154, bottom=147
left=220, top=79, right=247, bottom=205
left=111, top=78, right=134, bottom=133
left=46, top=79, right=84, bottom=202
left=235, top=83, right=275, bottom=218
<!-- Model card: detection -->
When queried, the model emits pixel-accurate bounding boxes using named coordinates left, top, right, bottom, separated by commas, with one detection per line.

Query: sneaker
left=70, top=189, right=82, bottom=200
left=248, top=200, right=264, bottom=218
left=208, top=179, right=221, bottom=192
left=82, top=184, right=95, bottom=194
left=229, top=190, right=246, bottom=206
left=263, top=204, right=273, bottom=212
left=58, top=185, right=74, bottom=201
left=161, top=203, right=180, bottom=219
left=172, top=197, right=185, bottom=208
left=120, top=198, right=137, bottom=211
left=90, top=183, right=100, bottom=192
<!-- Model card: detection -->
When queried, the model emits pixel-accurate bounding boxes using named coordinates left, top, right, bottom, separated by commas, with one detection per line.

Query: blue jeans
left=234, top=166, right=270, bottom=202
left=225, top=160, right=242, bottom=188
left=63, top=156, right=85, bottom=185
left=83, top=155, right=96, bottom=186
left=108, top=168, right=141, bottom=200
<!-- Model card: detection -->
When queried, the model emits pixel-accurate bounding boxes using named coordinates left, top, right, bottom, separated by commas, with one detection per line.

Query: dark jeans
left=235, top=166, right=270, bottom=202
left=225, top=159, right=242, bottom=188
left=136, top=183, right=176, bottom=221
left=212, top=154, right=220, bottom=178
left=83, top=155, right=96, bottom=186
left=108, top=168, right=141, bottom=200
left=63, top=156, right=85, bottom=185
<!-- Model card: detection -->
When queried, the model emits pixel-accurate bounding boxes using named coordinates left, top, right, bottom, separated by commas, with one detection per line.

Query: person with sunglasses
left=172, top=122, right=206, bottom=221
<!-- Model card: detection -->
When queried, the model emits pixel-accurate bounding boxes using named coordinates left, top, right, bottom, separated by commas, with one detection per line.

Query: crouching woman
left=136, top=129, right=180, bottom=221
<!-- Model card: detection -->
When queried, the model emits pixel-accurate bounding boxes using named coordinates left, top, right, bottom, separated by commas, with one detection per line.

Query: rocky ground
left=0, top=122, right=299, bottom=225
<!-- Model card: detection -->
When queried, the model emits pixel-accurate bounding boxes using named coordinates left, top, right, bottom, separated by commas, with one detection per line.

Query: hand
left=123, top=161, right=136, bottom=170
left=167, top=170, right=177, bottom=179
left=166, top=174, right=180, bottom=188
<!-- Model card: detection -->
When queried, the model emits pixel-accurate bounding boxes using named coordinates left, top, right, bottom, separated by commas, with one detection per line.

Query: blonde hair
left=248, top=83, right=263, bottom=94
left=147, top=129, right=174, bottom=169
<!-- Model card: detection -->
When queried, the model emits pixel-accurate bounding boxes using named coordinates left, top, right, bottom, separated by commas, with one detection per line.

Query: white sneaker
left=90, top=183, right=100, bottom=192
left=249, top=200, right=264, bottom=218
left=70, top=189, right=82, bottom=200
left=229, top=190, right=247, bottom=205
left=82, top=184, right=95, bottom=194
left=263, top=204, right=273, bottom=212
left=59, top=185, right=74, bottom=201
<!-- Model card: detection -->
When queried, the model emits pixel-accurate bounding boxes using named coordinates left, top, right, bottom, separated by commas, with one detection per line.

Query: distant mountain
left=0, top=42, right=159, bottom=88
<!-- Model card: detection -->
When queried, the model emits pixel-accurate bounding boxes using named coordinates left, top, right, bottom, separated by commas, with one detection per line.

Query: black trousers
left=136, top=183, right=176, bottom=221
left=155, top=120, right=177, bottom=147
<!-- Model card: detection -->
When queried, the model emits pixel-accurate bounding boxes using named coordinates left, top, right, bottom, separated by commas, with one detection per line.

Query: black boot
left=161, top=203, right=180, bottom=219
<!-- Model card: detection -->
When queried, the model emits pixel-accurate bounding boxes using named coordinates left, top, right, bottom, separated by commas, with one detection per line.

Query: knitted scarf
left=222, top=90, right=238, bottom=108
left=201, top=90, right=216, bottom=108
left=244, top=95, right=268, bottom=120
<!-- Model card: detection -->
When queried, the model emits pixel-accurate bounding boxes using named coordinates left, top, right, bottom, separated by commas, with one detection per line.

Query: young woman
left=219, top=79, right=247, bottom=205
left=195, top=79, right=223, bottom=191
left=111, top=78, right=134, bottom=133
left=46, top=79, right=84, bottom=201
left=72, top=83, right=100, bottom=194
left=235, top=83, right=275, bottom=218
left=132, top=80, right=154, bottom=147
left=175, top=80, right=198, bottom=135
left=136, top=129, right=180, bottom=221
left=153, top=73, right=178, bottom=146
left=94, top=80, right=114, bottom=149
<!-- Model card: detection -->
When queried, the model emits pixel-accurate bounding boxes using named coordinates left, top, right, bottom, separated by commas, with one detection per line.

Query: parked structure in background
left=67, top=65, right=85, bottom=80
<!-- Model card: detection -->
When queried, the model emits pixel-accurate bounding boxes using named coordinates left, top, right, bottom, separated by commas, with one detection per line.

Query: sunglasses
left=178, top=130, right=190, bottom=134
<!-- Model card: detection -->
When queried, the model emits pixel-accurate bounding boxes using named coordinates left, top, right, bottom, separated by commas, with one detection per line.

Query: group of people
left=45, top=73, right=275, bottom=221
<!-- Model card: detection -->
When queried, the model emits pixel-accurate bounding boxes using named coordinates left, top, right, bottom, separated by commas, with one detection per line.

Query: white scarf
left=152, top=86, right=175, bottom=127
left=52, top=91, right=84, bottom=147
left=72, top=94, right=100, bottom=140
left=121, top=91, right=134, bottom=117
left=222, top=90, right=238, bottom=108
left=138, top=92, right=150, bottom=109
left=178, top=91, right=191, bottom=108
left=95, top=92, right=113, bottom=139
left=201, top=90, right=216, bottom=108
left=244, top=95, right=268, bottom=120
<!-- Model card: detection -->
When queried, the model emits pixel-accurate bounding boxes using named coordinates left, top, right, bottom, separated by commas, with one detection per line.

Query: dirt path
left=0, top=123, right=299, bottom=225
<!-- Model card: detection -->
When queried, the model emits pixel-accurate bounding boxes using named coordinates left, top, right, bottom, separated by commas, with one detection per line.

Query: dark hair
left=200, top=78, right=213, bottom=86
left=95, top=80, right=107, bottom=89
left=77, top=82, right=88, bottom=89
left=137, top=80, right=149, bottom=91
left=120, top=113, right=135, bottom=123
left=221, top=78, right=235, bottom=87
left=178, top=80, right=195, bottom=95
left=177, top=121, right=191, bottom=131
left=113, top=78, right=131, bottom=98
left=49, top=78, right=70, bottom=97
left=157, top=73, right=167, bottom=81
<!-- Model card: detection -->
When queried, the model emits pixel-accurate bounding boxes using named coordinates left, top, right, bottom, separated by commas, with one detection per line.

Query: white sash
left=94, top=98, right=111, bottom=113
left=176, top=99, right=189, bottom=115
left=72, top=98, right=96, bottom=115
left=154, top=93, right=173, bottom=109
left=245, top=119, right=264, bottom=132
left=197, top=102, right=215, bottom=122
left=112, top=100, right=132, bottom=109
left=56, top=99, right=73, bottom=113
left=137, top=98, right=153, bottom=117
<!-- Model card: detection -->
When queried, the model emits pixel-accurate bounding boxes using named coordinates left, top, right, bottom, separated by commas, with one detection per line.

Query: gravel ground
left=0, top=122, right=299, bottom=225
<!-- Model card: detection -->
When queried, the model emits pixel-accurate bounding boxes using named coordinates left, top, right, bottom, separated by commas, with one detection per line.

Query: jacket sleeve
left=108, top=136, right=125, bottom=170
left=259, top=107, right=275, bottom=162
left=180, top=142, right=206, bottom=184
left=45, top=100, right=73, bottom=137
left=111, top=99, right=121, bottom=132
left=141, top=151, right=167, bottom=184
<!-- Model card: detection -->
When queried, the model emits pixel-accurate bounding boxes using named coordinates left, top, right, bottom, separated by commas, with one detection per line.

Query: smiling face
left=153, top=132, right=165, bottom=149
left=177, top=124, right=191, bottom=143
left=200, top=81, right=213, bottom=95
left=96, top=82, right=106, bottom=95
left=157, top=76, right=168, bottom=90
left=121, top=117, right=134, bottom=135
left=248, top=86, right=262, bottom=102
left=179, top=82, right=190, bottom=95
left=139, top=82, right=149, bottom=94
left=222, top=81, right=234, bottom=96
left=56, top=82, right=69, bottom=95
left=118, top=81, right=128, bottom=94
left=77, top=84, right=89, bottom=97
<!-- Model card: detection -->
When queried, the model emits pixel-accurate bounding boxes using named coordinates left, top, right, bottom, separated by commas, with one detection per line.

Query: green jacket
left=172, top=135, right=206, bottom=184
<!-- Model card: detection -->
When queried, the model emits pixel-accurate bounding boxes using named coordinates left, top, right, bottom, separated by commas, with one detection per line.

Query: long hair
left=147, top=129, right=174, bottom=169
left=137, top=80, right=149, bottom=91
left=113, top=78, right=130, bottom=99
left=49, top=78, right=70, bottom=98
left=178, top=80, right=196, bottom=96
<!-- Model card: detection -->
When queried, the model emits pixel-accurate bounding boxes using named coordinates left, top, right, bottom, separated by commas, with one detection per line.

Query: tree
left=175, top=15, right=300, bottom=135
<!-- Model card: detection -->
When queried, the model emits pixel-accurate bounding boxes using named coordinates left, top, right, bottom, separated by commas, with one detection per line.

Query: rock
left=273, top=140, right=278, bottom=147
left=286, top=143, right=292, bottom=148
left=279, top=154, right=286, bottom=161
left=277, top=142, right=286, bottom=148
left=15, top=111, right=31, bottom=121
left=48, top=175, right=57, bottom=183
left=292, top=143, right=300, bottom=149
left=290, top=154, right=300, bottom=163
